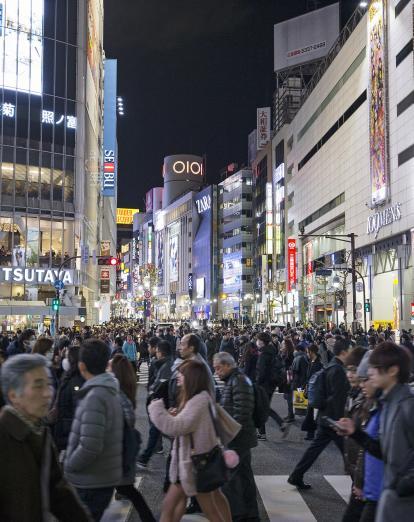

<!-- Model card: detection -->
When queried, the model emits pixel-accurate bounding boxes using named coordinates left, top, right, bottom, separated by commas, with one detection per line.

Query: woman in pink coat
left=149, top=359, right=231, bottom=522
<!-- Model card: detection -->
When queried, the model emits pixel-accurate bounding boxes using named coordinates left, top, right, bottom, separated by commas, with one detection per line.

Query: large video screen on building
left=0, top=0, right=44, bottom=95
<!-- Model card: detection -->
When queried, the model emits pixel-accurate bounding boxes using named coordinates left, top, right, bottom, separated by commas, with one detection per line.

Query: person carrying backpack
left=256, top=332, right=285, bottom=440
left=288, top=338, right=351, bottom=489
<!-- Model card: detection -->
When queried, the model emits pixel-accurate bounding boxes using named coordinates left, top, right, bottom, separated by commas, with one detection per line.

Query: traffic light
left=98, top=256, right=118, bottom=266
left=364, top=299, right=371, bottom=313
left=52, top=298, right=60, bottom=312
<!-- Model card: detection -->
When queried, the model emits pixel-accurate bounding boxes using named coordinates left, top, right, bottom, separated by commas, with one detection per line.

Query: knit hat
left=357, top=350, right=371, bottom=378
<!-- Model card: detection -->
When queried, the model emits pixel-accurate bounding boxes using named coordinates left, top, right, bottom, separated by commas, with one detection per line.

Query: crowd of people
left=0, top=319, right=413, bottom=521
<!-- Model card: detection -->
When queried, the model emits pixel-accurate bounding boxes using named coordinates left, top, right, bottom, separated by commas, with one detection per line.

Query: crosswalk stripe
left=324, top=475, right=352, bottom=503
left=255, top=475, right=317, bottom=521
left=101, top=477, right=142, bottom=522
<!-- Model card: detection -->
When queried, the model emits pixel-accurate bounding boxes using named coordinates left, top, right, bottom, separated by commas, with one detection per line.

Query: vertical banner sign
left=287, top=239, right=297, bottom=291
left=102, top=60, right=117, bottom=197
left=257, top=107, right=271, bottom=149
left=368, top=1, right=388, bottom=207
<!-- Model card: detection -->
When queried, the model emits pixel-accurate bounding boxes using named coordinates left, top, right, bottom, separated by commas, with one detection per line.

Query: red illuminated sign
left=287, top=238, right=297, bottom=291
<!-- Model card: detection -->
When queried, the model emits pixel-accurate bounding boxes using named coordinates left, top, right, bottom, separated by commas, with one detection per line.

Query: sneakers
left=136, top=460, right=148, bottom=469
left=257, top=433, right=267, bottom=441
left=155, top=449, right=164, bottom=454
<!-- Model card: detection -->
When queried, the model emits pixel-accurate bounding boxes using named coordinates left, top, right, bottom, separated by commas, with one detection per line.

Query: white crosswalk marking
left=324, top=475, right=352, bottom=503
left=255, top=476, right=317, bottom=521
left=101, top=477, right=142, bottom=522
left=137, top=362, right=149, bottom=386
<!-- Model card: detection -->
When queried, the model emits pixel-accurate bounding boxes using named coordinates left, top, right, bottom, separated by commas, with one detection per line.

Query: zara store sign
left=0, top=268, right=75, bottom=285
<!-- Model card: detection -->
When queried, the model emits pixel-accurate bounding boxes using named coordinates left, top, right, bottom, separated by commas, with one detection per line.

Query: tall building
left=275, top=1, right=414, bottom=330
left=0, top=0, right=108, bottom=329
left=218, top=169, right=254, bottom=320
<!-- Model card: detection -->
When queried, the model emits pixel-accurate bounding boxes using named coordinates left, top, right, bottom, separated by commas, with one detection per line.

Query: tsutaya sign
left=367, top=203, right=402, bottom=238
left=0, top=268, right=75, bottom=285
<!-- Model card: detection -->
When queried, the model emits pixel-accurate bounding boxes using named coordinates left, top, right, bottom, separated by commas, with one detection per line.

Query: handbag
left=214, top=403, right=241, bottom=446
left=190, top=403, right=228, bottom=493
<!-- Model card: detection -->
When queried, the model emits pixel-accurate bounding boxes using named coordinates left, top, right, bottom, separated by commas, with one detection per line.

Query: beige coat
left=149, top=391, right=218, bottom=496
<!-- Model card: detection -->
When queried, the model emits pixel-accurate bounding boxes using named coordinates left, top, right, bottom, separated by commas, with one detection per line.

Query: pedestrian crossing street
left=102, top=475, right=352, bottom=521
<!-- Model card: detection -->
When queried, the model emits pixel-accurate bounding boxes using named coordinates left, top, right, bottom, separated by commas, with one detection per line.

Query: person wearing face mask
left=49, top=346, right=85, bottom=453
left=6, top=328, right=36, bottom=357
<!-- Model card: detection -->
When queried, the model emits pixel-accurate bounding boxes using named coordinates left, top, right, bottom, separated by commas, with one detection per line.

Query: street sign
left=356, top=282, right=363, bottom=292
left=315, top=268, right=332, bottom=277
left=356, top=303, right=362, bottom=311
left=144, top=290, right=152, bottom=299
left=54, top=280, right=65, bottom=290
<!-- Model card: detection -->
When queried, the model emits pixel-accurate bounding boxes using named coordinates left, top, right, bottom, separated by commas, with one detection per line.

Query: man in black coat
left=288, top=338, right=351, bottom=489
left=214, top=352, right=259, bottom=522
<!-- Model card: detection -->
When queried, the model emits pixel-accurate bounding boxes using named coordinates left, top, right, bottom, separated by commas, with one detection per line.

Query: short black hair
left=333, top=338, right=350, bottom=356
left=345, top=346, right=367, bottom=368
left=79, top=338, right=110, bottom=375
left=114, top=336, right=124, bottom=348
left=186, top=334, right=200, bottom=354
left=149, top=336, right=160, bottom=348
left=369, top=342, right=412, bottom=383
left=157, top=340, right=172, bottom=357
left=257, top=332, right=271, bottom=344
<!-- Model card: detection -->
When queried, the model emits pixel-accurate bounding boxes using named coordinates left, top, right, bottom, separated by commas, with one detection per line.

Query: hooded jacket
left=64, top=372, right=123, bottom=489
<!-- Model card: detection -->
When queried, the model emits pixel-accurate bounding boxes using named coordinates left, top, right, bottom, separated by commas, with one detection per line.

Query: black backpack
left=307, top=368, right=327, bottom=410
left=253, top=383, right=270, bottom=428
left=122, top=420, right=142, bottom=476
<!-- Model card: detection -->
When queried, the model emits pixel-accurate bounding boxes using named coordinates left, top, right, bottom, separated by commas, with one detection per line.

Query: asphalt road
left=111, top=364, right=349, bottom=522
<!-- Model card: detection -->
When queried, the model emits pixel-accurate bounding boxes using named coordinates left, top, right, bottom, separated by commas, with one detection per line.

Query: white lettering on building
left=195, top=195, right=211, bottom=214
left=173, top=160, right=203, bottom=176
left=0, top=268, right=74, bottom=285
left=367, top=203, right=402, bottom=238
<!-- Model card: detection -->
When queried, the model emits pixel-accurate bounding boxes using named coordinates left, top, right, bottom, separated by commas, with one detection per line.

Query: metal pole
left=350, top=233, right=357, bottom=330
left=353, top=268, right=367, bottom=333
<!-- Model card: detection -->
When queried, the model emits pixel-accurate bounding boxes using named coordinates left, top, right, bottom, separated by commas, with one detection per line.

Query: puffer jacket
left=220, top=368, right=257, bottom=452
left=64, top=372, right=123, bottom=489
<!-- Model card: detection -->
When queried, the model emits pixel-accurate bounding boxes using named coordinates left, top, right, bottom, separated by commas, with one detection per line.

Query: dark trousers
left=360, top=501, right=377, bottom=522
left=291, top=426, right=344, bottom=478
left=259, top=390, right=283, bottom=434
left=222, top=449, right=259, bottom=520
left=77, top=486, right=114, bottom=522
left=285, top=390, right=294, bottom=418
left=342, top=492, right=365, bottom=522
left=140, top=422, right=161, bottom=463
left=116, top=485, right=156, bottom=522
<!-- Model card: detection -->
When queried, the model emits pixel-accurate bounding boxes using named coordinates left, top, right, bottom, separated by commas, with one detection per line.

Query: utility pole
left=350, top=232, right=357, bottom=328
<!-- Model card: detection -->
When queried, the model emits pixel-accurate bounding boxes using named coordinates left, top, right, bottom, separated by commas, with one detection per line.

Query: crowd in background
left=0, top=318, right=414, bottom=522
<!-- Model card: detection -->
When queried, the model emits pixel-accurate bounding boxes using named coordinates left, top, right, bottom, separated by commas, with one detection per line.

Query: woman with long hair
left=109, top=354, right=156, bottom=522
left=149, top=359, right=231, bottom=522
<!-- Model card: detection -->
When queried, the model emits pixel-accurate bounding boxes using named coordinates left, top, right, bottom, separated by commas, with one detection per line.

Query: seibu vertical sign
left=102, top=59, right=118, bottom=197
left=287, top=238, right=297, bottom=291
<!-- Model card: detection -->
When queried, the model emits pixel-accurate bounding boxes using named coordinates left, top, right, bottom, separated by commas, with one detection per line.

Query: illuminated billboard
left=102, top=59, right=118, bottom=197
left=0, top=0, right=43, bottom=94
left=116, top=208, right=140, bottom=225
left=169, top=235, right=179, bottom=282
left=368, top=0, right=388, bottom=207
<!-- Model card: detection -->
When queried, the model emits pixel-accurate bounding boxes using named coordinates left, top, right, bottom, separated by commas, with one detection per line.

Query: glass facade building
left=0, top=0, right=105, bottom=329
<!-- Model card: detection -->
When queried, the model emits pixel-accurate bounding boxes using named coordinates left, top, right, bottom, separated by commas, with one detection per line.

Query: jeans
left=76, top=487, right=114, bottom=522
left=259, top=390, right=284, bottom=434
left=116, top=485, right=156, bottom=522
left=291, top=426, right=344, bottom=478
left=222, top=449, right=259, bottom=520
left=140, top=422, right=162, bottom=463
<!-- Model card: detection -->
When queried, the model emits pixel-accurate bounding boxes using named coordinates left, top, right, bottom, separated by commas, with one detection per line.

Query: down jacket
left=220, top=368, right=257, bottom=452
left=149, top=391, right=217, bottom=496
left=64, top=372, right=123, bottom=489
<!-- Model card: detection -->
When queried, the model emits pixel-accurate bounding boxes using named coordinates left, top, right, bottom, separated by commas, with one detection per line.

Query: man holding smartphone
left=288, top=338, right=350, bottom=489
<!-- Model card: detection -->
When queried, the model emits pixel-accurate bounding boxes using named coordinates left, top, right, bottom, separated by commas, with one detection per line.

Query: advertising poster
left=196, top=277, right=205, bottom=299
left=0, top=0, right=43, bottom=94
left=26, top=228, right=39, bottom=266
left=156, top=231, right=164, bottom=290
left=368, top=1, right=388, bottom=207
left=169, top=235, right=178, bottom=282
left=87, top=0, right=100, bottom=92
left=287, top=238, right=297, bottom=291
left=100, top=240, right=111, bottom=256
left=12, top=245, right=25, bottom=267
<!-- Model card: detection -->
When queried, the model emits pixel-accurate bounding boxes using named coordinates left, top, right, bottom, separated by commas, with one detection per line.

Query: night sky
left=104, top=0, right=360, bottom=209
